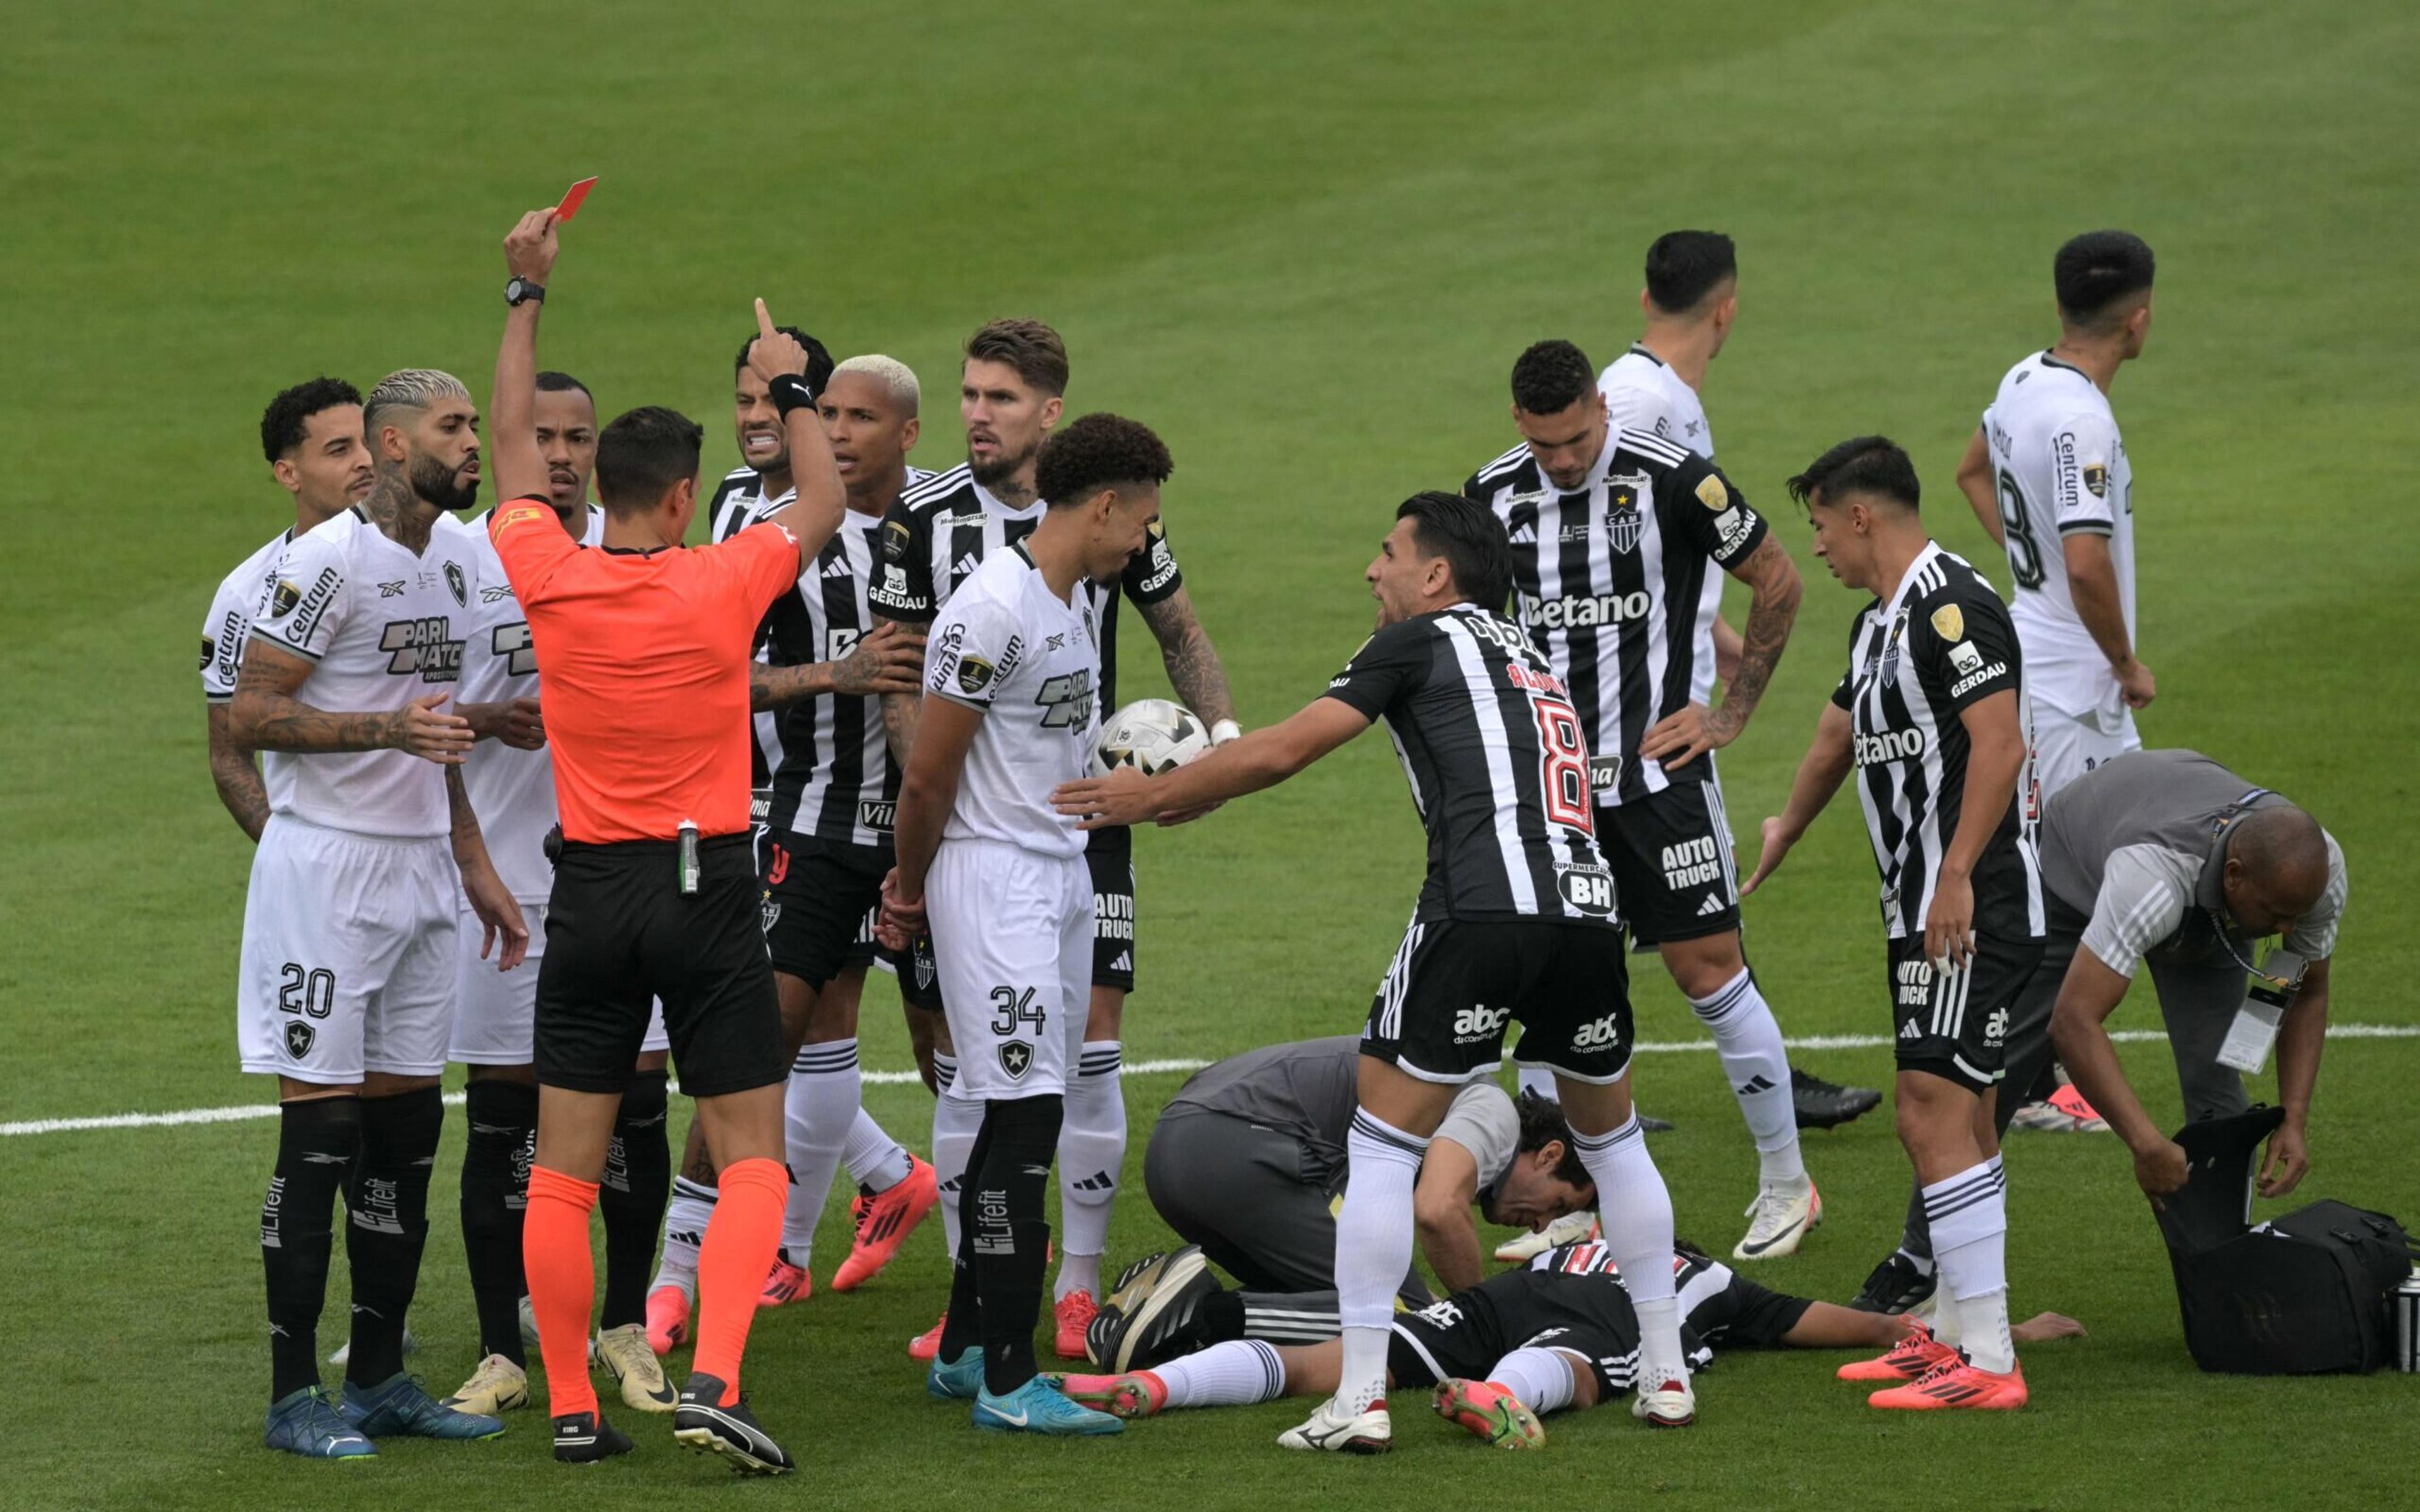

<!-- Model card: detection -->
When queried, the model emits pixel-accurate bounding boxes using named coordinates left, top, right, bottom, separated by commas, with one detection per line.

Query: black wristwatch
left=505, top=277, right=545, bottom=307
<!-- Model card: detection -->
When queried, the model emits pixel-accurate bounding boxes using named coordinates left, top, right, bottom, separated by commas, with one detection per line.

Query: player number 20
left=1530, top=696, right=1593, bottom=833
left=989, top=985, right=1044, bottom=1036
left=277, top=962, right=337, bottom=1019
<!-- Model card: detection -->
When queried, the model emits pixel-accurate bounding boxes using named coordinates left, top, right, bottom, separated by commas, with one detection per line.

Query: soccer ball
left=1094, top=698, right=1211, bottom=777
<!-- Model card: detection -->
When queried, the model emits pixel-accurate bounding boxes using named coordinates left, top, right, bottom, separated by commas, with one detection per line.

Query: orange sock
left=524, top=1165, right=600, bottom=1419
left=691, top=1156, right=788, bottom=1403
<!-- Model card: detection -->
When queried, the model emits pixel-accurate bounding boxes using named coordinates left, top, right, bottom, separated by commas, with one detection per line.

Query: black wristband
left=768, top=372, right=817, bottom=417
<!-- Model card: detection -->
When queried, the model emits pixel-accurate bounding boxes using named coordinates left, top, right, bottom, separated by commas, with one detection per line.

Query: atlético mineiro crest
left=1605, top=485, right=1642, bottom=554
left=284, top=1021, right=315, bottom=1058
left=999, top=1041, right=1034, bottom=1081
left=444, top=561, right=467, bottom=607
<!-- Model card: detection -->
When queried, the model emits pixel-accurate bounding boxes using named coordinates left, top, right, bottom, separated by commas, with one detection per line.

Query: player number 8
left=1530, top=696, right=1593, bottom=834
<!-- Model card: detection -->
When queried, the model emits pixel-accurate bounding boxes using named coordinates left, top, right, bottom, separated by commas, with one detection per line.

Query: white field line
left=6, top=1027, right=2415, bottom=1139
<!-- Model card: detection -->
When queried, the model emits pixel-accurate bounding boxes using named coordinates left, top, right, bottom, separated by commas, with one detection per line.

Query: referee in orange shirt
left=485, top=208, right=844, bottom=1473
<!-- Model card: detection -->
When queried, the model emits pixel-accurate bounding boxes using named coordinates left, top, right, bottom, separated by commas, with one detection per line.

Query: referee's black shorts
left=536, top=833, right=783, bottom=1098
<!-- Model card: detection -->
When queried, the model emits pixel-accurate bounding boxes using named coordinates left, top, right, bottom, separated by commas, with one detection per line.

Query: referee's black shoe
left=672, top=1375, right=793, bottom=1475
left=1792, top=1068, right=1883, bottom=1130
left=553, top=1409, right=634, bottom=1464
left=1847, top=1251, right=1937, bottom=1315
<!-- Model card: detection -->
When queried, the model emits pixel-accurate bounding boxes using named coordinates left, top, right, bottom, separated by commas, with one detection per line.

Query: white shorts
left=238, top=815, right=458, bottom=1084
left=927, top=838, right=1092, bottom=1101
left=450, top=901, right=669, bottom=1065
left=2027, top=697, right=2141, bottom=810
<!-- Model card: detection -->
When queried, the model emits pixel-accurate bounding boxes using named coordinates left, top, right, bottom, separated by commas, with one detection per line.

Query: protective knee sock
left=844, top=1106, right=914, bottom=1193
left=781, top=1039, right=861, bottom=1263
left=691, top=1157, right=788, bottom=1402
left=1154, top=1339, right=1287, bottom=1409
left=343, top=1086, right=442, bottom=1387
left=652, top=1176, right=717, bottom=1297
left=931, top=1058, right=981, bottom=1261
left=1926, top=1156, right=2014, bottom=1372
left=935, top=1104, right=996, bottom=1366
left=1487, top=1346, right=1579, bottom=1414
left=459, top=1079, right=537, bottom=1363
left=599, top=1071, right=670, bottom=1329
left=524, top=1165, right=599, bottom=1418
left=1055, top=1041, right=1124, bottom=1300
left=971, top=1095, right=1064, bottom=1396
left=1571, top=1113, right=1686, bottom=1391
left=263, top=1096, right=361, bottom=1400
left=1690, top=968, right=1803, bottom=1185
left=1335, top=1109, right=1427, bottom=1414
left=1516, top=1064, right=1560, bottom=1102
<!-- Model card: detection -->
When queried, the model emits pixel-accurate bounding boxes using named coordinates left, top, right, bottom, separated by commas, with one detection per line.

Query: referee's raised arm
left=492, top=209, right=558, bottom=506
left=738, top=299, right=845, bottom=561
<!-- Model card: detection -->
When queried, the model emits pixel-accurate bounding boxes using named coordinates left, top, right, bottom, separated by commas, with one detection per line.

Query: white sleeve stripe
left=245, top=626, right=322, bottom=661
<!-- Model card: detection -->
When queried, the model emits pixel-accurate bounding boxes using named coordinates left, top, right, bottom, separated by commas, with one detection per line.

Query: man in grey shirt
left=1141, top=1038, right=1593, bottom=1316
left=1863, top=748, right=2346, bottom=1307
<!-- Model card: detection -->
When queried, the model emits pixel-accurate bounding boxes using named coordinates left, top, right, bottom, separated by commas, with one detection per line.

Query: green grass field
left=6, top=1, right=2419, bottom=1506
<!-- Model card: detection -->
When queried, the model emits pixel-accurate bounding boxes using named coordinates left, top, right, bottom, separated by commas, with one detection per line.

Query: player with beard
left=231, top=366, right=530, bottom=1458
left=205, top=379, right=375, bottom=840
left=870, top=319, right=1239, bottom=1360
left=442, top=370, right=677, bottom=1421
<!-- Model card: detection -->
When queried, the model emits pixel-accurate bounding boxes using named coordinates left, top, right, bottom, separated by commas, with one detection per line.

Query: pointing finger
left=756, top=297, right=776, bottom=342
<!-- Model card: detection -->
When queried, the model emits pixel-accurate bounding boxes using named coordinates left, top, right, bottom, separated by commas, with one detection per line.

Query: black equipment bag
left=2156, top=1105, right=2418, bottom=1374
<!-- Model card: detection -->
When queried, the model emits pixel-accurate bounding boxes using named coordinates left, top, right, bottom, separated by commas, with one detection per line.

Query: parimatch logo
left=381, top=617, right=463, bottom=682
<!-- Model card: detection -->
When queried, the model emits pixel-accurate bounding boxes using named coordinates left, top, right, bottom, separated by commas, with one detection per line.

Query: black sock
left=344, top=1086, right=443, bottom=1387
left=264, top=1097, right=362, bottom=1401
left=599, top=1070, right=671, bottom=1329
left=972, top=1094, right=1063, bottom=1396
left=935, top=1111, right=997, bottom=1365
left=460, top=1079, right=538, bottom=1365
left=1898, top=1178, right=1933, bottom=1264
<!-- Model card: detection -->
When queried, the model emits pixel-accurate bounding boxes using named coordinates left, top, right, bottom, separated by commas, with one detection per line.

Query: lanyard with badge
left=2204, top=789, right=2308, bottom=1074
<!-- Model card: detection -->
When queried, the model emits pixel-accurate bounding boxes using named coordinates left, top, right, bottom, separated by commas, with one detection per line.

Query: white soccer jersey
left=248, top=507, right=478, bottom=839
left=203, top=527, right=300, bottom=811
left=923, top=543, right=1098, bottom=859
left=1598, top=345, right=1714, bottom=461
left=456, top=503, right=603, bottom=900
left=1980, top=351, right=2135, bottom=722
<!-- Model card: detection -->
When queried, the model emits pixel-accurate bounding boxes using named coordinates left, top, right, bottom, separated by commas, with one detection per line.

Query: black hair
left=735, top=325, right=837, bottom=396
left=1395, top=490, right=1513, bottom=612
left=1034, top=412, right=1172, bottom=506
left=1512, top=1091, right=1592, bottom=1191
left=595, top=406, right=704, bottom=514
left=260, top=377, right=363, bottom=464
left=1509, top=339, right=1596, bottom=416
left=2054, top=231, right=2155, bottom=328
left=965, top=317, right=1069, bottom=398
left=1644, top=230, right=1737, bottom=314
left=534, top=370, right=592, bottom=402
left=1787, top=434, right=1920, bottom=513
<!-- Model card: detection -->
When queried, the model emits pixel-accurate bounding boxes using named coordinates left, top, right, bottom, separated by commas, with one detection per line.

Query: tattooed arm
left=1637, top=533, right=1801, bottom=769
left=449, top=765, right=529, bottom=970
left=206, top=702, right=271, bottom=842
left=751, top=622, right=925, bottom=712
left=1134, top=587, right=1237, bottom=728
left=231, top=639, right=475, bottom=762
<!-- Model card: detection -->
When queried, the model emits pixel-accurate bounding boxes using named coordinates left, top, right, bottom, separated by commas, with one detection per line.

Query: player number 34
left=989, top=985, right=1044, bottom=1036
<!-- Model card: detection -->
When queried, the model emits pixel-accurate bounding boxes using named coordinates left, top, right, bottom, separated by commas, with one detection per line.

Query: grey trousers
left=1143, top=1105, right=1429, bottom=1305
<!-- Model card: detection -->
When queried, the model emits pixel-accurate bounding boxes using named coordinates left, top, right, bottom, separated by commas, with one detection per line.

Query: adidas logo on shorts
left=1696, top=895, right=1724, bottom=917
left=1899, top=1020, right=1923, bottom=1041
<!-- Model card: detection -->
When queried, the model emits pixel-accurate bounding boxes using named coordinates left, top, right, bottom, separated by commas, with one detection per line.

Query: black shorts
left=1388, top=1274, right=1637, bottom=1400
left=1363, top=918, right=1633, bottom=1085
left=1887, top=932, right=2044, bottom=1093
left=536, top=833, right=783, bottom=1099
left=1598, top=775, right=1740, bottom=948
left=1086, top=843, right=1136, bottom=993
left=760, top=831, right=943, bottom=1010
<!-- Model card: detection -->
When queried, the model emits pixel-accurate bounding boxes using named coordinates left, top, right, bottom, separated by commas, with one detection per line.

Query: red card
left=554, top=177, right=597, bottom=222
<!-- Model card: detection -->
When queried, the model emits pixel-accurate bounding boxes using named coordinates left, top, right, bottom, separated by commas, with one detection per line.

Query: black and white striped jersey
left=1830, top=543, right=2044, bottom=943
left=1464, top=426, right=1765, bottom=809
left=702, top=466, right=796, bottom=786
left=759, top=469, right=936, bottom=847
left=867, top=462, right=1183, bottom=718
left=1322, top=604, right=1619, bottom=926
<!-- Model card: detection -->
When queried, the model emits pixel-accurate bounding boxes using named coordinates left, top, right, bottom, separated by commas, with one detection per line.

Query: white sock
left=930, top=1062, right=981, bottom=1260
left=1689, top=968, right=1804, bottom=1186
left=1334, top=1108, right=1427, bottom=1412
left=1056, top=1041, right=1124, bottom=1298
left=1571, top=1113, right=1687, bottom=1390
left=780, top=1038, right=860, bottom=1261
left=1925, top=1155, right=2013, bottom=1372
left=1485, top=1347, right=1579, bottom=1414
left=1155, top=1339, right=1286, bottom=1409
left=652, top=1176, right=716, bottom=1295
left=1516, top=1063, right=1560, bottom=1102
left=843, top=1107, right=914, bottom=1193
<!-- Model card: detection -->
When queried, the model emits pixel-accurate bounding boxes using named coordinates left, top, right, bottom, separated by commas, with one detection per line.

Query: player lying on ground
left=1056, top=1240, right=2083, bottom=1448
